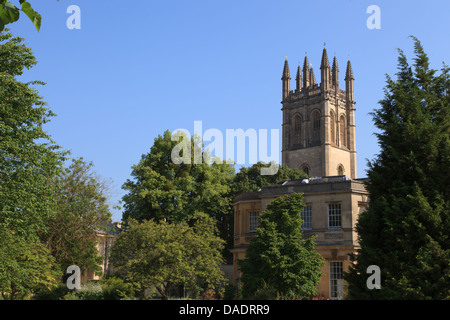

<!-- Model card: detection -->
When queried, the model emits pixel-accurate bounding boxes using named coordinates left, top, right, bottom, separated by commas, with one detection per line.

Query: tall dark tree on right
left=346, top=37, right=449, bottom=299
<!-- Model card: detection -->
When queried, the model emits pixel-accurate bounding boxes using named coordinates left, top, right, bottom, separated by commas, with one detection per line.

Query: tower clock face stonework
left=281, top=49, right=357, bottom=179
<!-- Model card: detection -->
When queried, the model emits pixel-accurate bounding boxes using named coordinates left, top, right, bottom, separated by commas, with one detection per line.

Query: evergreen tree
left=345, top=37, right=450, bottom=299
left=239, top=193, right=324, bottom=299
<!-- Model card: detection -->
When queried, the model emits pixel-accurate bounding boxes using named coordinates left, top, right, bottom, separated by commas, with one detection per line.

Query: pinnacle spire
left=332, top=56, right=339, bottom=87
left=345, top=60, right=354, bottom=81
left=282, top=59, right=291, bottom=80
left=303, top=56, right=310, bottom=87
left=332, top=56, right=339, bottom=73
left=310, top=67, right=316, bottom=85
left=320, top=48, right=330, bottom=69
left=296, top=65, right=302, bottom=91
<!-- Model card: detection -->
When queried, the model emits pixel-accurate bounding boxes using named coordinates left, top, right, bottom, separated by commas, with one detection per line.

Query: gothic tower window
left=337, top=164, right=344, bottom=176
left=312, top=111, right=321, bottom=145
left=330, top=111, right=336, bottom=145
left=339, top=114, right=346, bottom=148
left=293, top=114, right=302, bottom=147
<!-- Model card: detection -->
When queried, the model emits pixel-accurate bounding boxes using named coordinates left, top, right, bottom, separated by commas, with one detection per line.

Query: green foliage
left=0, top=30, right=66, bottom=239
left=32, top=283, right=71, bottom=300
left=0, top=229, right=60, bottom=300
left=39, top=157, right=112, bottom=276
left=122, top=130, right=235, bottom=223
left=0, top=0, right=45, bottom=31
left=232, top=162, right=307, bottom=195
left=345, top=37, right=450, bottom=300
left=121, top=130, right=235, bottom=257
left=62, top=282, right=104, bottom=300
left=239, top=193, right=324, bottom=299
left=110, top=214, right=226, bottom=300
left=101, top=276, right=135, bottom=300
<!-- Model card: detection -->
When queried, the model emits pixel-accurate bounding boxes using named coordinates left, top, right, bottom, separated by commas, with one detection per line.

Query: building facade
left=231, top=49, right=369, bottom=299
left=82, top=221, right=122, bottom=283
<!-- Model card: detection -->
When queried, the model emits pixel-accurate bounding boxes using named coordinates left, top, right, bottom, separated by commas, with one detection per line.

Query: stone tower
left=281, top=48, right=357, bottom=178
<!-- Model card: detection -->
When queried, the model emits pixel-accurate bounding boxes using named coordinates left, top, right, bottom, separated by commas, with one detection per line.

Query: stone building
left=82, top=221, right=122, bottom=283
left=231, top=49, right=369, bottom=299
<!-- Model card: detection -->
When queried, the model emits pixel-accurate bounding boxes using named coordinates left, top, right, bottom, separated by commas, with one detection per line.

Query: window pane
left=248, top=212, right=259, bottom=233
left=328, top=203, right=341, bottom=228
left=301, top=205, right=312, bottom=230
left=330, top=262, right=343, bottom=299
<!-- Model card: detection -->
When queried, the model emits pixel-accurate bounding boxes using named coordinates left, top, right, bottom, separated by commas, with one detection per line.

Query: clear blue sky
left=8, top=0, right=450, bottom=222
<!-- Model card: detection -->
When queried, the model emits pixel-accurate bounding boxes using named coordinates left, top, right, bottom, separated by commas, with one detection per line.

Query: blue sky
left=8, top=0, right=450, bottom=222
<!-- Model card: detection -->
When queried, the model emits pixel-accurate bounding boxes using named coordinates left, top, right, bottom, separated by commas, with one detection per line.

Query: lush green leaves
left=345, top=37, right=450, bottom=300
left=110, top=214, right=226, bottom=299
left=239, top=193, right=324, bottom=299
left=0, top=30, right=66, bottom=239
left=231, top=162, right=307, bottom=196
left=39, top=158, right=113, bottom=275
left=0, top=229, right=60, bottom=300
left=0, top=1, right=43, bottom=32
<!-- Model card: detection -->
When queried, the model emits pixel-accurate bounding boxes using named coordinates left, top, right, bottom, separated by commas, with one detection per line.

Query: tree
left=0, top=229, right=60, bottom=300
left=0, top=30, right=66, bottom=239
left=345, top=37, right=450, bottom=299
left=109, top=214, right=226, bottom=300
left=239, top=193, right=324, bottom=299
left=121, top=130, right=235, bottom=251
left=231, top=162, right=307, bottom=196
left=39, top=158, right=113, bottom=278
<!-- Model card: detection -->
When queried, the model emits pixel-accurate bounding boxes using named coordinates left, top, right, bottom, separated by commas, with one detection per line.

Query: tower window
left=339, top=115, right=346, bottom=148
left=330, top=111, right=336, bottom=145
left=293, top=115, right=302, bottom=146
left=294, top=115, right=302, bottom=133
left=338, top=165, right=344, bottom=176
left=301, top=165, right=310, bottom=176
left=312, top=111, right=321, bottom=144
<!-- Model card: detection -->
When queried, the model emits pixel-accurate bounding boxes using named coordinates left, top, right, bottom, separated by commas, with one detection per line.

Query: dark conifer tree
left=346, top=37, right=449, bottom=299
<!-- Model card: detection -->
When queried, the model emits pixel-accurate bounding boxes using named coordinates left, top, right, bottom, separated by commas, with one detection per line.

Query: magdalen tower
left=281, top=48, right=357, bottom=179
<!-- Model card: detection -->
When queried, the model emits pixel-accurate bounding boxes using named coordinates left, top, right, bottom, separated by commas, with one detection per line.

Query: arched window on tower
left=338, top=165, right=344, bottom=176
left=330, top=111, right=336, bottom=145
left=293, top=115, right=302, bottom=147
left=339, top=115, right=346, bottom=148
left=312, top=111, right=321, bottom=145
left=301, top=165, right=310, bottom=176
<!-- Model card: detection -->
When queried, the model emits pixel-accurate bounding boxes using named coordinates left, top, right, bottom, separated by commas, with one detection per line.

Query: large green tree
left=121, top=130, right=235, bottom=250
left=0, top=228, right=60, bottom=300
left=39, top=158, right=113, bottom=278
left=0, top=30, right=65, bottom=238
left=345, top=37, right=450, bottom=299
left=239, top=193, right=324, bottom=299
left=110, top=214, right=226, bottom=300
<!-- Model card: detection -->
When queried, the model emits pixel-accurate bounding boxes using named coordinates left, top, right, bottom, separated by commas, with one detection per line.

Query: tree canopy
left=345, top=37, right=450, bottom=300
left=0, top=30, right=66, bottom=239
left=39, top=158, right=113, bottom=277
left=110, top=214, right=226, bottom=299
